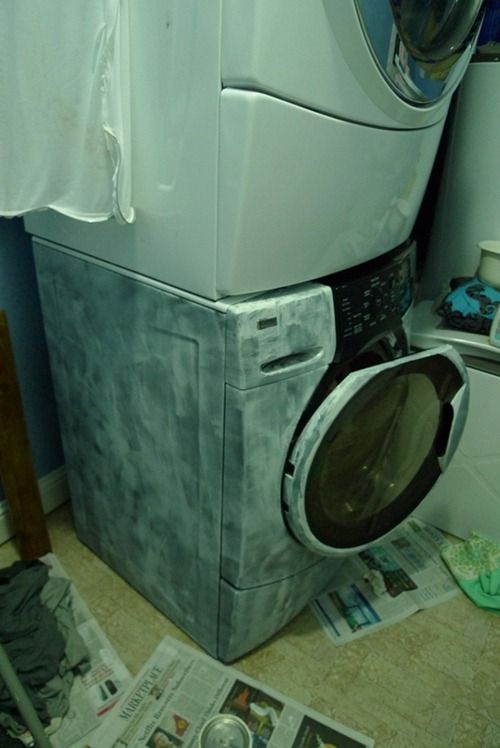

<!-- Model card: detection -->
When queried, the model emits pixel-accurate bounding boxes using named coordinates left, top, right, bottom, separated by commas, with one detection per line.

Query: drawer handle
left=261, top=348, right=322, bottom=373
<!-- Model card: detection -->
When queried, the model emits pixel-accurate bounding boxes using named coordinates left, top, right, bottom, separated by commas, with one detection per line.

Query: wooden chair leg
left=0, top=309, right=51, bottom=559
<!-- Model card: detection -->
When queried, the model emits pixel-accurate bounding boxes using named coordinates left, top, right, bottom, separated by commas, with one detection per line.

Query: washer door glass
left=390, top=0, right=485, bottom=61
left=283, top=346, right=468, bottom=555
left=355, top=0, right=486, bottom=103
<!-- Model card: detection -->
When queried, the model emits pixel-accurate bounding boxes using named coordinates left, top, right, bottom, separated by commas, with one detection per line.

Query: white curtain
left=0, top=0, right=134, bottom=223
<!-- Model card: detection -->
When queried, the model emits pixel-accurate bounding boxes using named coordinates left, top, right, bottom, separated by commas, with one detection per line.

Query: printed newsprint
left=38, top=553, right=132, bottom=748
left=311, top=518, right=459, bottom=646
left=82, top=636, right=374, bottom=748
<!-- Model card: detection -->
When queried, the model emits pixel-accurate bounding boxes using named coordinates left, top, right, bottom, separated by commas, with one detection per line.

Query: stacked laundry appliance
left=412, top=45, right=500, bottom=542
left=20, top=1, right=484, bottom=660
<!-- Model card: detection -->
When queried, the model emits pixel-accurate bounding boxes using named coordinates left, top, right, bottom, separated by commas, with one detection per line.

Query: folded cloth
left=442, top=532, right=500, bottom=611
left=437, top=277, right=500, bottom=334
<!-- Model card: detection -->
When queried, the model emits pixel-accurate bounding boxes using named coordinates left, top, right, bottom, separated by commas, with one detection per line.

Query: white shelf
left=411, top=300, right=500, bottom=363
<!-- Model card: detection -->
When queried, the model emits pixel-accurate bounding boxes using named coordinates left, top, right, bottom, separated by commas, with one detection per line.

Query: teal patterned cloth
left=442, top=532, right=500, bottom=611
left=437, top=277, right=500, bottom=334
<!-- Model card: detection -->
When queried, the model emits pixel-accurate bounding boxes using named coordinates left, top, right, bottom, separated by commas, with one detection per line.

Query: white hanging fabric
left=0, top=0, right=134, bottom=223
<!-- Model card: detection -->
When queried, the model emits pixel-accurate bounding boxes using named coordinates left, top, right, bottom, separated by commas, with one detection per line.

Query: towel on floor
left=0, top=560, right=90, bottom=738
left=441, top=532, right=500, bottom=611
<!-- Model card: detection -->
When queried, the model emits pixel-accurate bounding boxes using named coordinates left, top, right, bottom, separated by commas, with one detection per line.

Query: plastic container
left=478, top=240, right=500, bottom=288
left=199, top=715, right=252, bottom=748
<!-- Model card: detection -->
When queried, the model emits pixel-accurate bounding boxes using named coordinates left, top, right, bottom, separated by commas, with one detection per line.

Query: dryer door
left=221, top=0, right=479, bottom=128
left=282, top=345, right=468, bottom=556
left=355, top=0, right=486, bottom=104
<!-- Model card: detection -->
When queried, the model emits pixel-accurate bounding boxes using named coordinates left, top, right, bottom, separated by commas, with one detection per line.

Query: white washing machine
left=23, top=1, right=484, bottom=299
left=411, top=302, right=500, bottom=541
left=34, top=239, right=468, bottom=661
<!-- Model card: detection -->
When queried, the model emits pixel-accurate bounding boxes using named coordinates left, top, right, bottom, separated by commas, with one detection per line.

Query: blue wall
left=0, top=217, right=63, bottom=497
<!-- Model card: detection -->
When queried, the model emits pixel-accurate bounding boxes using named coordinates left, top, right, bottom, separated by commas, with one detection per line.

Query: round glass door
left=283, top=346, right=468, bottom=555
left=389, top=0, right=485, bottom=61
left=355, top=0, right=486, bottom=104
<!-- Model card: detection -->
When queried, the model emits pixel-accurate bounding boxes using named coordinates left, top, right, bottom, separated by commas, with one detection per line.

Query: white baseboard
left=0, top=465, right=69, bottom=546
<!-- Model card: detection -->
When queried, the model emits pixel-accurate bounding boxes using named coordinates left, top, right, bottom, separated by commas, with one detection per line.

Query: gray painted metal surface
left=33, top=244, right=344, bottom=661
left=33, top=242, right=468, bottom=662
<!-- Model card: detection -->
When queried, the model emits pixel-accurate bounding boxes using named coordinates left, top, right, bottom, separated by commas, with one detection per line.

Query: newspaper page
left=84, top=635, right=374, bottom=748
left=310, top=518, right=459, bottom=646
left=37, top=553, right=132, bottom=748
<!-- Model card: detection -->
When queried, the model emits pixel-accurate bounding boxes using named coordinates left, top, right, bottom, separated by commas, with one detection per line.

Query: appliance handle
left=438, top=381, right=469, bottom=471
left=260, top=347, right=323, bottom=374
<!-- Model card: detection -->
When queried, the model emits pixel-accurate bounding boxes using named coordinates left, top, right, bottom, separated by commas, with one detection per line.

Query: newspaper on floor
left=83, top=635, right=374, bottom=748
left=311, top=518, right=459, bottom=646
left=34, top=553, right=133, bottom=748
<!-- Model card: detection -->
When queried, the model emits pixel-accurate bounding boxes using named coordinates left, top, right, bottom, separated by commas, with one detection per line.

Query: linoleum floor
left=1, top=505, right=499, bottom=747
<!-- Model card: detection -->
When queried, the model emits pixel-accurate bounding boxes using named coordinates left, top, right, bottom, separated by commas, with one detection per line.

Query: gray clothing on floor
left=0, top=560, right=65, bottom=722
left=0, top=560, right=90, bottom=737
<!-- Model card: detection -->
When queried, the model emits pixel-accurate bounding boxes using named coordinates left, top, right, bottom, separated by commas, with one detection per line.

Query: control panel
left=329, top=246, right=413, bottom=361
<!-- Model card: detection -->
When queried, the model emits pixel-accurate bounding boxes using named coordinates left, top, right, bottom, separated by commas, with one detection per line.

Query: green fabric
left=441, top=532, right=500, bottom=611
